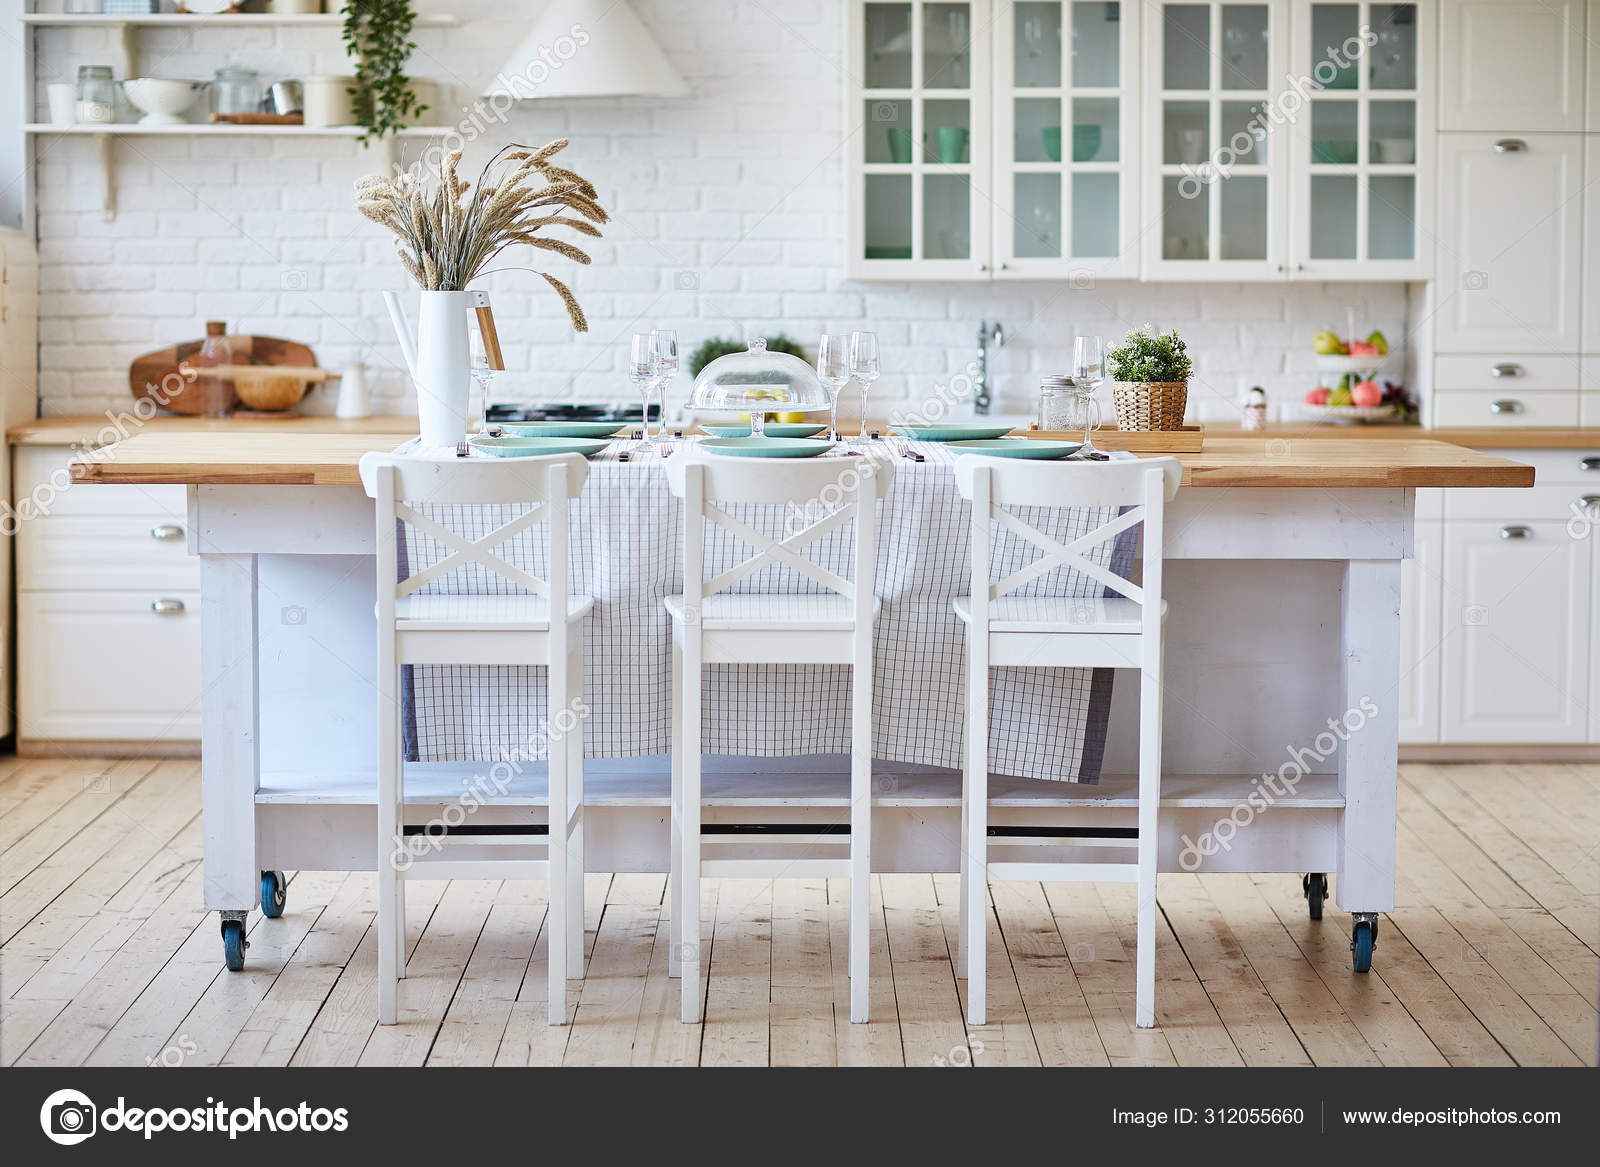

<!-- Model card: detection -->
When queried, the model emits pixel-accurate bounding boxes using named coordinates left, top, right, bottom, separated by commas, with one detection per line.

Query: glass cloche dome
left=688, top=338, right=830, bottom=436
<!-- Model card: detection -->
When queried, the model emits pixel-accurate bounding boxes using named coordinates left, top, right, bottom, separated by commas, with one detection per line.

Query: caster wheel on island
left=1302, top=873, right=1328, bottom=921
left=221, top=919, right=248, bottom=972
left=1351, top=918, right=1376, bottom=973
left=261, top=870, right=286, bottom=919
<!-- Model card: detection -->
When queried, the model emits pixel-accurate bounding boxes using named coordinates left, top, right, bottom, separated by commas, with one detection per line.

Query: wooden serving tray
left=1028, top=424, right=1206, bottom=452
left=210, top=113, right=304, bottom=125
left=130, top=335, right=317, bottom=415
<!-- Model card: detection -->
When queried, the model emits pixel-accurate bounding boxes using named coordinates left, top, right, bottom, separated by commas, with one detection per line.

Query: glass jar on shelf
left=76, top=66, right=116, bottom=125
left=211, top=67, right=263, bottom=117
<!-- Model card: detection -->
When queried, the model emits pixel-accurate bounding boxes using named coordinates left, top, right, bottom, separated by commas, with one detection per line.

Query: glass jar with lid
left=688, top=338, right=830, bottom=436
left=76, top=66, right=116, bottom=125
left=1038, top=374, right=1075, bottom=430
left=211, top=67, right=263, bottom=117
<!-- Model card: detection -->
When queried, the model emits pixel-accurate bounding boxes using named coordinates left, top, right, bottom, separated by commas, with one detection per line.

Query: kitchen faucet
left=975, top=321, right=1004, bottom=415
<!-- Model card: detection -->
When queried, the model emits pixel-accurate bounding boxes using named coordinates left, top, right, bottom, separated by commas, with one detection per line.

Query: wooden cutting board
left=129, top=335, right=317, bottom=415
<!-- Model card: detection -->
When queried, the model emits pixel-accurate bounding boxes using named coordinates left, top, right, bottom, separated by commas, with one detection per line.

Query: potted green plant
left=342, top=0, right=427, bottom=144
left=1106, top=325, right=1193, bottom=431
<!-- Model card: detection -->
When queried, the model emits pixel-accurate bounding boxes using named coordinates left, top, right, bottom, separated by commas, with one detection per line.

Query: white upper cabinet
left=846, top=0, right=994, bottom=279
left=1141, top=1, right=1290, bottom=280
left=1434, top=133, right=1583, bottom=353
left=1286, top=2, right=1433, bottom=278
left=1439, top=0, right=1585, bottom=131
left=1590, top=0, right=1600, bottom=128
left=992, top=1, right=1141, bottom=277
left=1586, top=137, right=1600, bottom=351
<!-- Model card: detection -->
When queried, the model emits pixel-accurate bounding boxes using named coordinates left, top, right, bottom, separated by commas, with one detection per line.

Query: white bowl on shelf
left=122, top=79, right=206, bottom=126
left=1299, top=403, right=1398, bottom=424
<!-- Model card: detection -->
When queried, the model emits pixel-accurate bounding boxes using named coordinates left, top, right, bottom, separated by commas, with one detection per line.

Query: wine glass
left=816, top=332, right=851, bottom=442
left=629, top=332, right=662, bottom=448
left=848, top=331, right=880, bottom=443
left=469, top=325, right=497, bottom=438
left=1071, top=334, right=1104, bottom=455
left=649, top=328, right=678, bottom=440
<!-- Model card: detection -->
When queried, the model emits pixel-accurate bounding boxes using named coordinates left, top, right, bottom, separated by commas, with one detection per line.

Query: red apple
left=1347, top=340, right=1378, bottom=357
left=1304, top=387, right=1331, bottom=405
left=1351, top=380, right=1383, bottom=407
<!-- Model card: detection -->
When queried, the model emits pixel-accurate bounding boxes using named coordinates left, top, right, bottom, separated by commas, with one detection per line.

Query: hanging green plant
left=342, top=0, right=427, bottom=145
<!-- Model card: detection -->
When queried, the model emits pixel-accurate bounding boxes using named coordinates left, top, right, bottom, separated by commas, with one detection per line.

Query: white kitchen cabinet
left=846, top=0, right=994, bottom=278
left=1140, top=0, right=1290, bottom=280
left=1286, top=1, right=1433, bottom=278
left=991, top=0, right=1141, bottom=278
left=13, top=444, right=201, bottom=749
left=1397, top=503, right=1442, bottom=742
left=1433, top=133, right=1584, bottom=354
left=1585, top=137, right=1600, bottom=350
left=1439, top=518, right=1593, bottom=743
left=1438, top=0, right=1586, bottom=131
left=18, top=590, right=202, bottom=743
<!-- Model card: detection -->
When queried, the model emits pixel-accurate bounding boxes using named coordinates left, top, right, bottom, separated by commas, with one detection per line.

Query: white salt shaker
left=335, top=361, right=371, bottom=419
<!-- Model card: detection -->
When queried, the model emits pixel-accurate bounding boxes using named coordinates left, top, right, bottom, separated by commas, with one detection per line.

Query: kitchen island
left=71, top=432, right=1531, bottom=977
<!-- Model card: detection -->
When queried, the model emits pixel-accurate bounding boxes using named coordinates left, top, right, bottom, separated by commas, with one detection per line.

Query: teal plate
left=700, top=423, right=829, bottom=439
left=890, top=423, right=1015, bottom=441
left=471, top=436, right=610, bottom=459
left=495, top=421, right=627, bottom=438
left=699, top=437, right=836, bottom=459
left=949, top=438, right=1083, bottom=460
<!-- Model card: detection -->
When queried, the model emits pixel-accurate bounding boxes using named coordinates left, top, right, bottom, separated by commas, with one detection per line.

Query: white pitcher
left=384, top=289, right=502, bottom=448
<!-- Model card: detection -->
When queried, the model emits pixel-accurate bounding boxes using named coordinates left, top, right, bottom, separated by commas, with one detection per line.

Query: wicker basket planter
left=1112, top=380, right=1188, bottom=431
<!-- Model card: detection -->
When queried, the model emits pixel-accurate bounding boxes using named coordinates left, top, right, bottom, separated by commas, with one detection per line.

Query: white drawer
left=1478, top=447, right=1600, bottom=485
left=1443, top=484, right=1595, bottom=522
left=17, top=514, right=198, bottom=592
left=18, top=590, right=201, bottom=743
left=13, top=445, right=187, bottom=519
left=1434, top=355, right=1580, bottom=392
left=1431, top=391, right=1580, bottom=428
left=1414, top=488, right=1444, bottom=520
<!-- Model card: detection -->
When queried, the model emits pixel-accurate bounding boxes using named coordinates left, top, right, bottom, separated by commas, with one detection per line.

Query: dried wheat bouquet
left=354, top=139, right=607, bottom=332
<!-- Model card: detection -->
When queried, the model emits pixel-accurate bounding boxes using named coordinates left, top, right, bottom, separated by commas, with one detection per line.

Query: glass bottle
left=191, top=321, right=234, bottom=418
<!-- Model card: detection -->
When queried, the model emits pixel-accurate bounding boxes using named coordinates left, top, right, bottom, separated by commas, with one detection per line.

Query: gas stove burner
left=486, top=401, right=661, bottom=424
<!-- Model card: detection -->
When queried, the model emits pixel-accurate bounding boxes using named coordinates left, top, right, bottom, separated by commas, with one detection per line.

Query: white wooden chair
left=364, top=452, right=591, bottom=1028
left=664, top=453, right=893, bottom=1025
left=952, top=454, right=1181, bottom=1029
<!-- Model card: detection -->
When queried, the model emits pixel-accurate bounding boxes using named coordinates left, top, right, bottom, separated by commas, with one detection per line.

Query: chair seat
left=395, top=593, right=593, bottom=631
left=665, top=592, right=880, bottom=631
left=952, top=595, right=1161, bottom=632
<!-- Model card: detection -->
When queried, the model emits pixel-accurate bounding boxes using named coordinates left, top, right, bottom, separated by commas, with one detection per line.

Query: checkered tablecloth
left=396, top=437, right=1134, bottom=782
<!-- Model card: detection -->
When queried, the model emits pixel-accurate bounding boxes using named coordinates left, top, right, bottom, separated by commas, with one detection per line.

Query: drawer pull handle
left=1488, top=399, right=1524, bottom=414
left=1578, top=495, right=1600, bottom=512
left=1581, top=456, right=1600, bottom=472
left=1493, top=138, right=1527, bottom=153
left=1498, top=525, right=1533, bottom=540
left=150, top=598, right=186, bottom=615
left=150, top=524, right=185, bottom=541
left=1490, top=363, right=1523, bottom=378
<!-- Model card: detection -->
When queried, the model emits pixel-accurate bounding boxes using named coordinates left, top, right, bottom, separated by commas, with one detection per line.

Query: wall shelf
left=20, top=13, right=458, bottom=27
left=23, top=123, right=450, bottom=136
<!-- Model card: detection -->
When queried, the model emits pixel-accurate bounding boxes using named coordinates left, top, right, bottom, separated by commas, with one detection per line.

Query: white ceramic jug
left=384, top=289, right=502, bottom=448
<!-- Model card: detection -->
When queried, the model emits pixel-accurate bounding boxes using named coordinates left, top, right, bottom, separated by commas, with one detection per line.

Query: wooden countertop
left=9, top=414, right=418, bottom=447
left=68, top=432, right=1535, bottom=490
left=1202, top=423, right=1600, bottom=449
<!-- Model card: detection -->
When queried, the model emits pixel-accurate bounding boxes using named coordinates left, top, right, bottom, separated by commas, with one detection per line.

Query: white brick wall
left=30, top=1, right=1412, bottom=423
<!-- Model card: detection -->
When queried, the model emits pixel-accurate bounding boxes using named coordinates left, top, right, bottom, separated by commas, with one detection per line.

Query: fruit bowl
left=122, top=79, right=206, bottom=125
left=1314, top=354, right=1391, bottom=376
left=1299, top=403, right=1398, bottom=424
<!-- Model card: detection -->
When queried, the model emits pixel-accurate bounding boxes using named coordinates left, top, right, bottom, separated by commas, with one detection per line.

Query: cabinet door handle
left=150, top=598, right=186, bottom=615
left=1581, top=456, right=1600, bottom=471
left=1488, top=399, right=1524, bottom=414
left=1493, top=138, right=1527, bottom=153
left=1577, top=494, right=1600, bottom=512
left=150, top=524, right=184, bottom=541
left=1498, top=525, right=1533, bottom=540
left=1490, top=363, right=1523, bottom=378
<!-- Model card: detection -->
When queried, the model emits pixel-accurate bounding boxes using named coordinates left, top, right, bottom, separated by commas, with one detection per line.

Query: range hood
left=482, top=0, right=690, bottom=101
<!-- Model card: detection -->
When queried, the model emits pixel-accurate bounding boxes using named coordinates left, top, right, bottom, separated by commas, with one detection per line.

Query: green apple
left=1313, top=330, right=1344, bottom=355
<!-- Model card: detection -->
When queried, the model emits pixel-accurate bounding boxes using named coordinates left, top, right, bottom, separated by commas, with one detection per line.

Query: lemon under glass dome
left=688, top=339, right=830, bottom=436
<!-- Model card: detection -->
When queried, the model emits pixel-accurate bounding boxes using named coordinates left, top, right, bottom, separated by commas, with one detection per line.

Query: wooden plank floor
left=2, top=757, right=1595, bottom=1067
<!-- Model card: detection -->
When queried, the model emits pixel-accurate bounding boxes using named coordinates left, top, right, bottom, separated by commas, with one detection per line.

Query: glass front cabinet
left=845, top=0, right=1433, bottom=281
